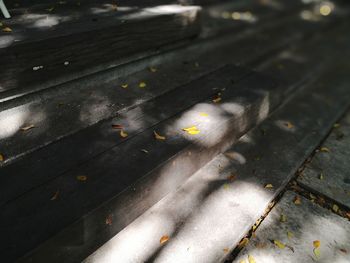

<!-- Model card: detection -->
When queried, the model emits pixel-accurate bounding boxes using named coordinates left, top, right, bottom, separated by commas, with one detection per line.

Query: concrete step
left=1, top=65, right=281, bottom=263
left=81, top=43, right=350, bottom=263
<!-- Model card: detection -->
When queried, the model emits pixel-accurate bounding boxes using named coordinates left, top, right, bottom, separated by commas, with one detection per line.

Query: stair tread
left=83, top=51, right=350, bottom=263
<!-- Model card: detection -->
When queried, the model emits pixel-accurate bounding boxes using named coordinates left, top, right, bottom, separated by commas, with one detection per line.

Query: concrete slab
left=297, top=111, right=350, bottom=209
left=233, top=191, right=350, bottom=263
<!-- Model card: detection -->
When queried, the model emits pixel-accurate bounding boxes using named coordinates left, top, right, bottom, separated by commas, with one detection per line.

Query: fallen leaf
left=255, top=242, right=267, bottom=249
left=0, top=153, right=4, bottom=162
left=274, top=240, right=285, bottom=249
left=50, top=190, right=59, bottom=200
left=332, top=204, right=339, bottom=213
left=265, top=184, right=273, bottom=189
left=287, top=231, right=294, bottom=239
left=121, top=83, right=128, bottom=89
left=339, top=248, right=348, bottom=254
left=160, top=235, right=169, bottom=244
left=2, top=27, right=12, bottom=32
left=105, top=214, right=113, bottom=225
left=320, top=147, right=330, bottom=152
left=111, top=124, right=123, bottom=129
left=285, top=244, right=295, bottom=252
left=46, top=7, right=54, bottom=12
left=77, top=175, right=87, bottom=181
left=212, top=96, right=222, bottom=103
left=227, top=174, right=236, bottom=181
left=280, top=214, right=287, bottom=223
left=319, top=173, right=324, bottom=180
left=284, top=121, right=294, bottom=129
left=310, top=193, right=316, bottom=200
left=248, top=255, right=256, bottom=263
left=346, top=211, right=350, bottom=219
left=182, top=126, right=200, bottom=135
left=238, top=238, right=249, bottom=249
left=223, top=248, right=229, bottom=253
left=149, top=66, right=157, bottom=72
left=154, top=131, right=166, bottom=140
left=199, top=112, right=209, bottom=117
left=120, top=130, right=128, bottom=138
left=239, top=260, right=246, bottom=263
left=333, top=123, right=340, bottom=128
left=21, top=124, right=35, bottom=131
left=313, top=247, right=321, bottom=259
left=293, top=195, right=301, bottom=205
left=111, top=4, right=118, bottom=11
left=140, top=149, right=149, bottom=154
left=139, top=81, right=147, bottom=88
left=313, top=240, right=321, bottom=248
left=223, top=183, right=230, bottom=189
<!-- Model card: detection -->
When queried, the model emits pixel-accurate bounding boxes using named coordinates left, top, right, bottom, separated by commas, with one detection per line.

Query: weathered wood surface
left=1, top=68, right=280, bottom=263
left=0, top=5, right=201, bottom=94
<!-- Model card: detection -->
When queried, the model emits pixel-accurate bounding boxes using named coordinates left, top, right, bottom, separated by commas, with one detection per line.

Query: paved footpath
left=232, top=111, right=350, bottom=263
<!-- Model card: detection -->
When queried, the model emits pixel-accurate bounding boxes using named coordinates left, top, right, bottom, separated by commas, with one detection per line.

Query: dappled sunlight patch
left=167, top=101, right=247, bottom=148
left=0, top=105, right=29, bottom=140
left=85, top=211, right=177, bottom=263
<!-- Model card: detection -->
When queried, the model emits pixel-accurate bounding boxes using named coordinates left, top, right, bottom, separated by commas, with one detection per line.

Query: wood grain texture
left=0, top=69, right=279, bottom=263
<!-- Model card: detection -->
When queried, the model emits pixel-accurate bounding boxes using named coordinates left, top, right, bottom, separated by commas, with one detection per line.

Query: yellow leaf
left=223, top=248, right=229, bottom=253
left=280, top=214, right=287, bottom=223
left=183, top=126, right=200, bottom=135
left=248, top=255, right=256, bottom=263
left=313, top=247, right=321, bottom=259
left=320, top=147, right=330, bottom=152
left=121, top=83, right=128, bottom=89
left=319, top=173, right=324, bottom=180
left=239, top=260, right=246, bottom=263
left=284, top=121, right=294, bottom=129
left=287, top=231, right=294, bottom=239
left=21, top=124, right=35, bottom=131
left=0, top=153, right=4, bottom=162
left=274, top=240, right=285, bottom=249
left=213, top=97, right=221, bottom=103
left=154, top=131, right=166, bottom=140
left=313, top=240, right=321, bottom=248
left=223, top=183, right=230, bottom=189
left=294, top=195, right=301, bottom=205
left=332, top=204, right=339, bottom=213
left=120, top=130, right=128, bottom=138
left=139, top=81, right=147, bottom=88
left=2, top=27, right=12, bottom=33
left=238, top=238, right=249, bottom=249
left=149, top=66, right=157, bottom=73
left=50, top=190, right=59, bottom=200
left=160, top=235, right=169, bottom=244
left=77, top=175, right=87, bottom=181
left=199, top=112, right=208, bottom=117
left=333, top=123, right=340, bottom=128
left=264, top=184, right=273, bottom=189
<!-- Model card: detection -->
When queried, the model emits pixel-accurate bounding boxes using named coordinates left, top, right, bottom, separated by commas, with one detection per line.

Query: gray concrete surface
left=298, top=112, right=350, bottom=209
left=233, top=191, right=350, bottom=263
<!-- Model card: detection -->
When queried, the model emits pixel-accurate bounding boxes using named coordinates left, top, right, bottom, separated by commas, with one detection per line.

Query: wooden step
left=0, top=66, right=281, bottom=263
left=0, top=4, right=201, bottom=96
